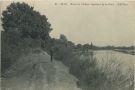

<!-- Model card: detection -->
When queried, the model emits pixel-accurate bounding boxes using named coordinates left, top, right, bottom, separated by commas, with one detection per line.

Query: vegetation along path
left=2, top=49, right=81, bottom=90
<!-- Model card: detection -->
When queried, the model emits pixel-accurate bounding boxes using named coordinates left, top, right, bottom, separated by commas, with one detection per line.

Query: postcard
left=0, top=0, right=134, bottom=90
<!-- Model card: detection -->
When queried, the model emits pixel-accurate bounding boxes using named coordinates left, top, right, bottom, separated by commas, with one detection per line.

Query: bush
left=1, top=31, right=42, bottom=76
left=53, top=44, right=74, bottom=66
left=53, top=45, right=133, bottom=90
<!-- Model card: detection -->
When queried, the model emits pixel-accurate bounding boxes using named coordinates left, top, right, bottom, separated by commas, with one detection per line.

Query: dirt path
left=2, top=50, right=81, bottom=90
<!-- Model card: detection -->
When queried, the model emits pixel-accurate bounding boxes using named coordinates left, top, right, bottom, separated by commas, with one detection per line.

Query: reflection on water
left=94, top=50, right=134, bottom=68
left=79, top=50, right=134, bottom=70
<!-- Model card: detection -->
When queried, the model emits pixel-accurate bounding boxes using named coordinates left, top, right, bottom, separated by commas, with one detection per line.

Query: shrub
left=53, top=47, right=133, bottom=90
left=1, top=31, right=42, bottom=77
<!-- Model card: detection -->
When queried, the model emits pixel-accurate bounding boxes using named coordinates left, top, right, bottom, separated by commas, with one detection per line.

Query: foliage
left=1, top=2, right=52, bottom=76
left=59, top=34, right=67, bottom=42
left=51, top=36, right=133, bottom=90
left=1, top=30, right=43, bottom=77
left=1, top=2, right=133, bottom=90
left=1, top=2, right=52, bottom=40
left=76, top=44, right=83, bottom=49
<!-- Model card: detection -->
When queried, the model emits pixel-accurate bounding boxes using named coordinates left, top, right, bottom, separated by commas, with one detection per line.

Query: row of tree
left=1, top=2, right=134, bottom=74
left=1, top=2, right=78, bottom=74
left=2, top=2, right=134, bottom=53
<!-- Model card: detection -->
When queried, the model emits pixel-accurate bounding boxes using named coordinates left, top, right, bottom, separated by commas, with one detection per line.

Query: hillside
left=2, top=49, right=81, bottom=90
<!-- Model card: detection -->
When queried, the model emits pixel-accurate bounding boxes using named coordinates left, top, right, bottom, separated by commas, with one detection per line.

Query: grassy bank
left=114, top=49, right=135, bottom=55
left=53, top=45, right=134, bottom=90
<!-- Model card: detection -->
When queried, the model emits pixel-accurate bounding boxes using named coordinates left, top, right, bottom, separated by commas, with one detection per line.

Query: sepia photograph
left=0, top=0, right=135, bottom=90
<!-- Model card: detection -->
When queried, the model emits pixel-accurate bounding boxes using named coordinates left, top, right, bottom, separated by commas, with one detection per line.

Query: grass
left=2, top=30, right=133, bottom=90
left=53, top=47, right=134, bottom=90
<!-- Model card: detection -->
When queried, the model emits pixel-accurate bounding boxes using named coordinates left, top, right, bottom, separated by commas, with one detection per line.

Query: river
left=93, top=50, right=134, bottom=74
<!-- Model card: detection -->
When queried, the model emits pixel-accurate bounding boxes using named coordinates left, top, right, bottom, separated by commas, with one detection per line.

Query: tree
left=76, top=44, right=82, bottom=48
left=1, top=2, right=52, bottom=40
left=83, top=44, right=90, bottom=49
left=60, top=34, right=67, bottom=42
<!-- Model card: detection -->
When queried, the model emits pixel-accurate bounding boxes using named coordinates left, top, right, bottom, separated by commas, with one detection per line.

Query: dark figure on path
left=50, top=49, right=53, bottom=62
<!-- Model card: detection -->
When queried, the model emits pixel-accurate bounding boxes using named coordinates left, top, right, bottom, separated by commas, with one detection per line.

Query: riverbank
left=114, top=49, right=135, bottom=55
left=53, top=47, right=134, bottom=90
left=2, top=50, right=81, bottom=90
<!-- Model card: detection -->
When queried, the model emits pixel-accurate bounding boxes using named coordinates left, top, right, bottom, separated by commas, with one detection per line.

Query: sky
left=0, top=0, right=135, bottom=46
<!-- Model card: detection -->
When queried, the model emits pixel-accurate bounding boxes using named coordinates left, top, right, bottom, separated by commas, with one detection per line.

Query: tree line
left=1, top=2, right=133, bottom=90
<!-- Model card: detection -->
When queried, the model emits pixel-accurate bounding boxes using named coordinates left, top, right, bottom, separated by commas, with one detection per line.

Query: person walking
left=50, top=48, right=53, bottom=62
